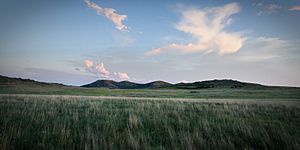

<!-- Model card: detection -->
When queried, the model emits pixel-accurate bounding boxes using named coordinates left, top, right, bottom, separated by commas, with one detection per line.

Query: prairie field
left=0, top=94, right=299, bottom=149
left=2, top=0, right=300, bottom=149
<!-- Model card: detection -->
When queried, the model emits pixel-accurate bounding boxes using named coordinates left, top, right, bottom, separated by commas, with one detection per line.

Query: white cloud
left=95, top=63, right=110, bottom=78
left=147, top=3, right=244, bottom=56
left=114, top=72, right=130, bottom=80
left=84, top=0, right=128, bottom=31
left=255, top=3, right=281, bottom=15
left=236, top=37, right=289, bottom=62
left=288, top=6, right=300, bottom=11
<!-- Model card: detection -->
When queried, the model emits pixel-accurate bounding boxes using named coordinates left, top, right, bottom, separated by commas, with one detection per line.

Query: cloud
left=288, top=6, right=300, bottom=11
left=114, top=72, right=130, bottom=80
left=83, top=60, right=130, bottom=80
left=84, top=60, right=110, bottom=78
left=84, top=60, right=98, bottom=75
left=265, top=4, right=281, bottom=12
left=95, top=63, right=110, bottom=78
left=236, top=37, right=290, bottom=62
left=84, top=60, right=93, bottom=68
left=84, top=0, right=128, bottom=31
left=255, top=3, right=281, bottom=15
left=147, top=3, right=244, bottom=56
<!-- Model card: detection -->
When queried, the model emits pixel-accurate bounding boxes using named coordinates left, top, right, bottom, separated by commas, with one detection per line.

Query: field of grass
left=1, top=94, right=299, bottom=149
left=1, top=83, right=300, bottom=99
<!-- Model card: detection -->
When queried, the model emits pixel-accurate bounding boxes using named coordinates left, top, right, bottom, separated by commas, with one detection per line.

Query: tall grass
left=0, top=95, right=299, bottom=149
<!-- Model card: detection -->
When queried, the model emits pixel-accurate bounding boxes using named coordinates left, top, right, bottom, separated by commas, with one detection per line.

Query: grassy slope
left=0, top=95, right=299, bottom=149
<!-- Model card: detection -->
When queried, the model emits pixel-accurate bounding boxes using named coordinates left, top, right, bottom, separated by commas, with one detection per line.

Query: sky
left=0, top=0, right=300, bottom=86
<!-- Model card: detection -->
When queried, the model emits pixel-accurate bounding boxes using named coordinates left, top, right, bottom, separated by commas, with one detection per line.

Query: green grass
left=1, top=75, right=300, bottom=99
left=1, top=78, right=300, bottom=149
left=1, top=95, right=299, bottom=149
left=1, top=83, right=300, bottom=99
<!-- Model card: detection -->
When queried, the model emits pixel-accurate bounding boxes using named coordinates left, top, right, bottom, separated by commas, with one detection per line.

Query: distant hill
left=141, top=81, right=173, bottom=89
left=0, top=75, right=297, bottom=90
left=174, top=79, right=264, bottom=89
left=82, top=80, right=172, bottom=89
left=82, top=79, right=266, bottom=89
left=0, top=75, right=66, bottom=87
left=1, top=75, right=299, bottom=99
left=82, top=80, right=141, bottom=89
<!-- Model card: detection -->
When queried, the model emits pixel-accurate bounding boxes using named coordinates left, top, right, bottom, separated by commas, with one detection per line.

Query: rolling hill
left=0, top=75, right=66, bottom=88
left=174, top=79, right=264, bottom=89
left=0, top=74, right=297, bottom=90
left=1, top=75, right=300, bottom=99
left=81, top=80, right=172, bottom=89
left=82, top=79, right=265, bottom=89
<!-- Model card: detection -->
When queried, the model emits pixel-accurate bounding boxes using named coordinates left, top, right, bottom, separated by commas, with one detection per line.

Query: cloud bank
left=237, top=37, right=288, bottom=62
left=84, top=60, right=130, bottom=80
left=288, top=6, right=300, bottom=11
left=147, top=3, right=244, bottom=56
left=84, top=0, right=128, bottom=31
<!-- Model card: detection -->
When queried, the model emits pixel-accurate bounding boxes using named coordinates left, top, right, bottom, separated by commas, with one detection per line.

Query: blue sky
left=0, top=0, right=300, bottom=86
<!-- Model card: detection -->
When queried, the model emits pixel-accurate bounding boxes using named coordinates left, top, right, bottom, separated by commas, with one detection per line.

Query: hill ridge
left=1, top=75, right=298, bottom=89
left=82, top=79, right=266, bottom=89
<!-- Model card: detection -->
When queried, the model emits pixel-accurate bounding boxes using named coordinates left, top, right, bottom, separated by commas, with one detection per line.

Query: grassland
left=1, top=94, right=300, bottom=149
left=1, top=83, right=300, bottom=99
left=1, top=75, right=300, bottom=99
left=1, top=76, right=300, bottom=149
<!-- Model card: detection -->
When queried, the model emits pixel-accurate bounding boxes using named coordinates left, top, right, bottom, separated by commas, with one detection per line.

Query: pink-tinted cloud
left=84, top=0, right=128, bottom=31
left=84, top=60, right=93, bottom=68
left=84, top=60, right=109, bottom=77
left=288, top=6, right=300, bottom=11
left=147, top=3, right=244, bottom=56
left=83, top=60, right=130, bottom=80
left=95, top=63, right=110, bottom=78
left=114, top=72, right=130, bottom=80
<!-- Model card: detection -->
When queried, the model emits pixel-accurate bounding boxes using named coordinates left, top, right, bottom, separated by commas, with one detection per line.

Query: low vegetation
left=1, top=75, right=300, bottom=149
left=1, top=95, right=299, bottom=149
left=1, top=75, right=300, bottom=99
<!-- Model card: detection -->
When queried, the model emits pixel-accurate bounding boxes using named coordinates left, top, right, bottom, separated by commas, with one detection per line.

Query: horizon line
left=1, top=74, right=299, bottom=88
